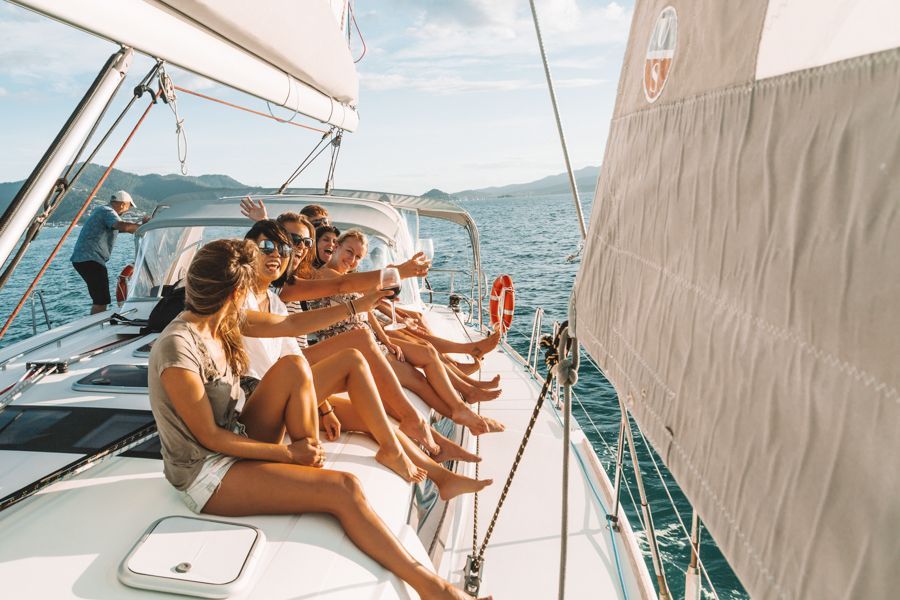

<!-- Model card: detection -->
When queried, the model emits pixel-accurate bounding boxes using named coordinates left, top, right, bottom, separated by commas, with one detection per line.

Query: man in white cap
left=70, top=190, right=149, bottom=314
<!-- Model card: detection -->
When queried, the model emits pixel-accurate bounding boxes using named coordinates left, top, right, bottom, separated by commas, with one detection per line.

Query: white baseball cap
left=111, top=190, right=136, bottom=208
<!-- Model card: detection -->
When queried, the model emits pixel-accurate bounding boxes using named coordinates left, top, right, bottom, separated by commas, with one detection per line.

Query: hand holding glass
left=380, top=267, right=406, bottom=331
left=416, top=238, right=435, bottom=262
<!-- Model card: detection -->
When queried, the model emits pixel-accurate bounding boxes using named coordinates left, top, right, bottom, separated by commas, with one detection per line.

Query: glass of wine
left=380, top=266, right=406, bottom=331
left=416, top=238, right=435, bottom=262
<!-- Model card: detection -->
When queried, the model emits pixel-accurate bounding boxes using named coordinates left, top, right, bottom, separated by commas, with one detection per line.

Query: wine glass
left=380, top=267, right=406, bottom=331
left=416, top=238, right=435, bottom=262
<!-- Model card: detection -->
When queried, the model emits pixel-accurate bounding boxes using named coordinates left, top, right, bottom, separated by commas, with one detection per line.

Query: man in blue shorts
left=70, top=190, right=148, bottom=314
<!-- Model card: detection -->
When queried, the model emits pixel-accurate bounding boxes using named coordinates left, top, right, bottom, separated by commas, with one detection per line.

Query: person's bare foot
left=461, top=385, right=502, bottom=404
left=376, top=448, right=426, bottom=483
left=453, top=359, right=481, bottom=376
left=471, top=374, right=500, bottom=390
left=432, top=439, right=481, bottom=463
left=439, top=473, right=492, bottom=501
left=400, top=417, right=441, bottom=455
left=451, top=407, right=505, bottom=436
left=470, top=329, right=500, bottom=359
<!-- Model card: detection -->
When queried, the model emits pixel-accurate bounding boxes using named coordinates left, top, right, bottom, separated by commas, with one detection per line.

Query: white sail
left=11, top=0, right=359, bottom=131
left=573, top=2, right=900, bottom=599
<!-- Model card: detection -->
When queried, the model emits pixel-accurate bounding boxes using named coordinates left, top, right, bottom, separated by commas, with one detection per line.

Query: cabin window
left=0, top=406, right=155, bottom=454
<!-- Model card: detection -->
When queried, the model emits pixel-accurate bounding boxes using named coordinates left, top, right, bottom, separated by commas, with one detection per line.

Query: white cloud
left=0, top=87, right=7, bottom=96
left=357, top=1, right=632, bottom=95
left=0, top=8, right=115, bottom=84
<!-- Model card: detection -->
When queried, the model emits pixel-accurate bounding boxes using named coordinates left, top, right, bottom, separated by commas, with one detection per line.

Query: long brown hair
left=276, top=212, right=316, bottom=281
left=184, top=239, right=257, bottom=375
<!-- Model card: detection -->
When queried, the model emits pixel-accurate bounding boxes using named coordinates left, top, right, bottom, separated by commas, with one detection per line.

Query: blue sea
left=0, top=194, right=747, bottom=599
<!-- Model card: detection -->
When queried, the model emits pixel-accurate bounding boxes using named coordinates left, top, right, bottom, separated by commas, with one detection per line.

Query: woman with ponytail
left=148, top=239, right=488, bottom=600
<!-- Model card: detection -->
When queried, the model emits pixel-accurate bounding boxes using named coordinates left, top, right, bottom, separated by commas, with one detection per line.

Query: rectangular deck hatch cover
left=72, top=364, right=148, bottom=394
left=119, top=516, right=265, bottom=598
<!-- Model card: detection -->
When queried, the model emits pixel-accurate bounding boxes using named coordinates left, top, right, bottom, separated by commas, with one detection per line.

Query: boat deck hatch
left=119, top=516, right=265, bottom=599
left=72, top=364, right=148, bottom=394
left=133, top=339, right=156, bottom=358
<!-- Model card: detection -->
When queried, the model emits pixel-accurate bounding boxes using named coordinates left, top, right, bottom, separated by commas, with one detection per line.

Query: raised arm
left=242, top=289, right=391, bottom=338
left=280, top=252, right=430, bottom=302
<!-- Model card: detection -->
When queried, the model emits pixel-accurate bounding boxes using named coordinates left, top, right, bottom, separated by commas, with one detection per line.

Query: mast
left=0, top=48, right=132, bottom=273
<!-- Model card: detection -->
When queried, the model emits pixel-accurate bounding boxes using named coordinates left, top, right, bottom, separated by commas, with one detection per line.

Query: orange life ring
left=116, top=263, right=134, bottom=303
left=489, top=274, right=515, bottom=333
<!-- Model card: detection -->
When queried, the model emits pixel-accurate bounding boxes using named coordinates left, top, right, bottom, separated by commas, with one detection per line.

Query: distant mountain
left=422, top=188, right=452, bottom=201
left=451, top=165, right=599, bottom=199
left=0, top=164, right=256, bottom=223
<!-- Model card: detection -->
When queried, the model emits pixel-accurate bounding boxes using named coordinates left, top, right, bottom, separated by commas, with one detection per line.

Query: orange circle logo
left=643, top=6, right=677, bottom=103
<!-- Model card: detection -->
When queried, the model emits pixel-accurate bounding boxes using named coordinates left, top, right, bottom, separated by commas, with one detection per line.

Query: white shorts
left=179, top=421, right=246, bottom=513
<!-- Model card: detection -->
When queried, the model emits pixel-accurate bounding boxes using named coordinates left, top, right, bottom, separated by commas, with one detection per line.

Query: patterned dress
left=307, top=291, right=390, bottom=354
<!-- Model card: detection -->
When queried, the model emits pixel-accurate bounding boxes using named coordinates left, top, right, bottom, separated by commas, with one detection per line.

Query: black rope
left=465, top=322, right=567, bottom=595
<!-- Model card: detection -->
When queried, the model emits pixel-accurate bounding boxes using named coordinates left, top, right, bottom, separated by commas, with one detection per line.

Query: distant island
left=0, top=163, right=600, bottom=224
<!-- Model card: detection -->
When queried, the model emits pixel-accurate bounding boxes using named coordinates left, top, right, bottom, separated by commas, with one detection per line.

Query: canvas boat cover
left=12, top=0, right=359, bottom=130
left=572, top=1, right=900, bottom=598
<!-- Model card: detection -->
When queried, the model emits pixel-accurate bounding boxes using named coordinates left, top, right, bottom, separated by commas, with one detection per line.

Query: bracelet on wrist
left=319, top=406, right=335, bottom=417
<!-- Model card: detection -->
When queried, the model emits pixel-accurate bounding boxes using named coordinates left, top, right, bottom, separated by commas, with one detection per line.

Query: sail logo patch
left=643, top=6, right=677, bottom=103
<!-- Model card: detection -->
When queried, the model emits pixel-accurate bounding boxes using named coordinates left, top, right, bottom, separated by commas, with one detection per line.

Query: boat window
left=0, top=406, right=155, bottom=454
left=73, top=364, right=148, bottom=394
left=131, top=225, right=253, bottom=299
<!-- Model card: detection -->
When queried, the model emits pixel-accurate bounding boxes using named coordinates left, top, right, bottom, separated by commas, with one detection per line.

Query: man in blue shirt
left=70, top=190, right=148, bottom=314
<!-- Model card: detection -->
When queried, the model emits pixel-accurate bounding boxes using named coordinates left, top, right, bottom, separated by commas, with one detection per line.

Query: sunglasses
left=257, top=239, right=292, bottom=258
left=310, top=217, right=330, bottom=227
left=290, top=233, right=314, bottom=248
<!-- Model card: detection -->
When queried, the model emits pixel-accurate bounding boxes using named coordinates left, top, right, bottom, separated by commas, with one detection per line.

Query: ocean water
left=0, top=195, right=748, bottom=599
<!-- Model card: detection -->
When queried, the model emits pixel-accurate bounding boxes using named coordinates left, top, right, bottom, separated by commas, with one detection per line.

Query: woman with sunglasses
left=149, top=239, right=489, bottom=600
left=274, top=216, right=481, bottom=463
left=244, top=220, right=490, bottom=491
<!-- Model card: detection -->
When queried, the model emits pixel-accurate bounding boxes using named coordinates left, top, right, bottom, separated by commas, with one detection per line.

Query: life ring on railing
left=116, top=264, right=134, bottom=303
left=489, top=274, right=515, bottom=333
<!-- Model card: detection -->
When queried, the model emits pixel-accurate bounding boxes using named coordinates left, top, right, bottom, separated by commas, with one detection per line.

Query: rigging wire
left=637, top=423, right=721, bottom=599
left=276, top=128, right=337, bottom=194
left=528, top=0, right=587, bottom=242
left=159, top=68, right=188, bottom=175
left=0, top=57, right=159, bottom=296
left=172, top=85, right=328, bottom=133
left=0, top=86, right=163, bottom=343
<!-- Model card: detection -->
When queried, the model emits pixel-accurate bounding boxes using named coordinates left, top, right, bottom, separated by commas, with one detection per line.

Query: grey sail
left=572, top=2, right=900, bottom=599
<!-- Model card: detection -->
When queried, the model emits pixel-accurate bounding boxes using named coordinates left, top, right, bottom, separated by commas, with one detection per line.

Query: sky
left=0, top=1, right=633, bottom=195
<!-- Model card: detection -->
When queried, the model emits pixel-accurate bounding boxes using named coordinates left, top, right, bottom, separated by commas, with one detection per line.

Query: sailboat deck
left=424, top=309, right=655, bottom=599
left=0, top=304, right=653, bottom=599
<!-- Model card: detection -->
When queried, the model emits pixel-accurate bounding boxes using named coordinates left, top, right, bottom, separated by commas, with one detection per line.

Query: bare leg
left=304, top=328, right=440, bottom=454
left=241, top=354, right=319, bottom=444
left=388, top=356, right=504, bottom=437
left=310, top=348, right=424, bottom=482
left=400, top=326, right=500, bottom=359
left=328, top=397, right=490, bottom=500
left=444, top=361, right=500, bottom=390
left=444, top=364, right=502, bottom=403
left=203, top=463, right=487, bottom=600
left=430, top=429, right=481, bottom=463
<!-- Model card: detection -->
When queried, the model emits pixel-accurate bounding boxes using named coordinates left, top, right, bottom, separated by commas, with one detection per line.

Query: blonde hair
left=184, top=239, right=257, bottom=376
left=336, top=228, right=367, bottom=249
